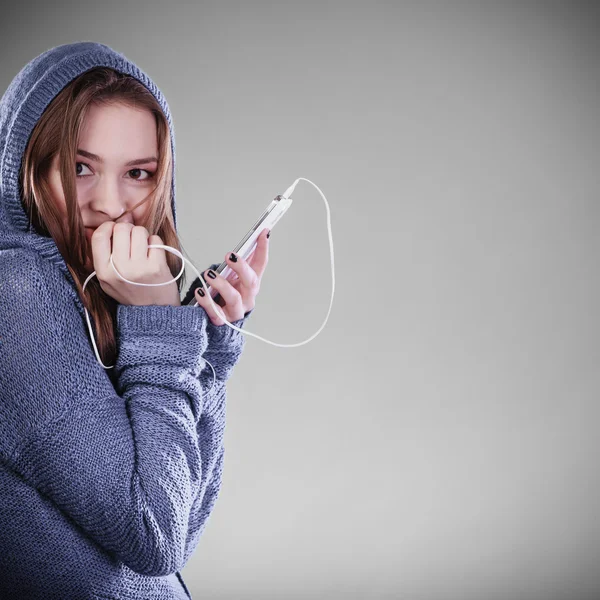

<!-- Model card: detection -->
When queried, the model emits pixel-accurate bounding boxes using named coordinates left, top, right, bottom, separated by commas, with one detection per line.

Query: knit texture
left=0, top=42, right=252, bottom=599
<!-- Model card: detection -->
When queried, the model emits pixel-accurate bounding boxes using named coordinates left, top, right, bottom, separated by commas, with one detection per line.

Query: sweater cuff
left=205, top=308, right=254, bottom=346
left=116, top=304, right=208, bottom=334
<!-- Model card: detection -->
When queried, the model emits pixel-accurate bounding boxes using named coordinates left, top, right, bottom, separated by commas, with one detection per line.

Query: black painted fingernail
left=207, top=269, right=217, bottom=279
left=229, top=252, right=238, bottom=262
left=267, top=230, right=271, bottom=239
left=196, top=288, right=205, bottom=297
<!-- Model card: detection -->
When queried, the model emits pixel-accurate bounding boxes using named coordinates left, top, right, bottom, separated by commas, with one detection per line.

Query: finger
left=223, top=250, right=258, bottom=292
left=207, top=262, right=236, bottom=285
left=247, top=228, right=270, bottom=279
left=131, top=226, right=151, bottom=262
left=112, top=222, right=134, bottom=264
left=194, top=283, right=226, bottom=326
left=203, top=268, right=245, bottom=321
left=91, top=221, right=116, bottom=277
left=147, top=234, right=166, bottom=265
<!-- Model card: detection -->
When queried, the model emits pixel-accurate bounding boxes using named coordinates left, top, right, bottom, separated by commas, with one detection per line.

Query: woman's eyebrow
left=77, top=148, right=158, bottom=166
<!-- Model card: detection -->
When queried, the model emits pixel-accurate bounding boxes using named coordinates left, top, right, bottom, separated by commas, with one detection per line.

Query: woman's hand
left=194, top=228, right=270, bottom=326
left=91, top=222, right=181, bottom=307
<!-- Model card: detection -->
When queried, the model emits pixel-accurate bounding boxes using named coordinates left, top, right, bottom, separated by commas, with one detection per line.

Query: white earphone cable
left=81, top=177, right=335, bottom=397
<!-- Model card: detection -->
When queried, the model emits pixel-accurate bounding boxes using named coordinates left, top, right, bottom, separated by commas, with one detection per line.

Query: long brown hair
left=20, top=67, right=189, bottom=367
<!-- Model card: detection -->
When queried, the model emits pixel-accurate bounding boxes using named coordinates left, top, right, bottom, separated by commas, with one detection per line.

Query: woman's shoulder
left=0, top=248, right=85, bottom=361
left=0, top=248, right=69, bottom=308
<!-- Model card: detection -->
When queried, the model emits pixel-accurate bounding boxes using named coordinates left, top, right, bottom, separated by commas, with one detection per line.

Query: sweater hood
left=0, top=41, right=178, bottom=282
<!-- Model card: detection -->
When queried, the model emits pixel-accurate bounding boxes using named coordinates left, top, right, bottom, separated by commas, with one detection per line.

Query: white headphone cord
left=81, top=177, right=335, bottom=398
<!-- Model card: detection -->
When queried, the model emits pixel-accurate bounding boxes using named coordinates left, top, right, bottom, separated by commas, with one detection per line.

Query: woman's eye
left=76, top=162, right=92, bottom=177
left=127, top=168, right=154, bottom=182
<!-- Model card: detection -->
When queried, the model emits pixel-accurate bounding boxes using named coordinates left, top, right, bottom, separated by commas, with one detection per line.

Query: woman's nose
left=89, top=179, right=127, bottom=220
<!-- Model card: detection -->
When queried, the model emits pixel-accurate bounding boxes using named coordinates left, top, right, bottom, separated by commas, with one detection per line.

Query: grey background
left=2, top=1, right=600, bottom=599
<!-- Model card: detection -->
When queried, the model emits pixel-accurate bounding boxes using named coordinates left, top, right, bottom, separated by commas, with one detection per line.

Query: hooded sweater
left=0, top=42, right=253, bottom=599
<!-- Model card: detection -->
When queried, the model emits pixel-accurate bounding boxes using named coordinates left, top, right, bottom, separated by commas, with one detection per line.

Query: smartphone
left=186, top=194, right=293, bottom=306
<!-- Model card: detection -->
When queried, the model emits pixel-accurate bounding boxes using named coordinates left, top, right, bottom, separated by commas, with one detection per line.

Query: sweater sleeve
left=178, top=311, right=249, bottom=566
left=0, top=250, right=226, bottom=577
left=157, top=266, right=253, bottom=567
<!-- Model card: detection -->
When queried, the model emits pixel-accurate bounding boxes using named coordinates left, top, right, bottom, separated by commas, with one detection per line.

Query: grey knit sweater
left=0, top=42, right=251, bottom=599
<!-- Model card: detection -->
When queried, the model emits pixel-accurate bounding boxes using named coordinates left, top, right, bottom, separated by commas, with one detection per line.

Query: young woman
left=0, top=42, right=268, bottom=599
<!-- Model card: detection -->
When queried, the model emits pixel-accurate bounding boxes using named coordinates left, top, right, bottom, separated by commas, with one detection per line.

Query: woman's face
left=48, top=101, right=159, bottom=261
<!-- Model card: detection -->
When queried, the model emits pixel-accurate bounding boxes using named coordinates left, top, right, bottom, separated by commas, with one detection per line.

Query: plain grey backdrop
left=2, top=1, right=600, bottom=599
